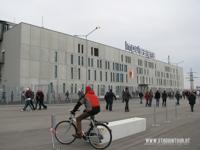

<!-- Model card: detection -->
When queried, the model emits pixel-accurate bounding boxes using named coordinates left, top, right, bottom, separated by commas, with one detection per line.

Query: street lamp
left=74, top=26, right=100, bottom=88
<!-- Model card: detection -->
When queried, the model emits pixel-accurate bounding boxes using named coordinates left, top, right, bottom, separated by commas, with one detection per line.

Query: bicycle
left=54, top=112, right=112, bottom=149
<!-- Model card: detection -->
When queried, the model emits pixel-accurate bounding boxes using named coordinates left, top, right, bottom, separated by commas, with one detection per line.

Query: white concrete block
left=108, top=117, right=146, bottom=141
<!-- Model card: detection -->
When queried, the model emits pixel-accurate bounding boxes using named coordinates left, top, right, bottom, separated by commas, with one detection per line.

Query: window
left=113, top=72, right=115, bottom=82
left=75, top=84, right=77, bottom=93
left=125, top=56, right=131, bottom=63
left=105, top=72, right=107, bottom=81
left=81, top=44, right=84, bottom=53
left=81, top=56, right=84, bottom=66
left=100, top=60, right=102, bottom=68
left=138, top=59, right=143, bottom=66
left=78, top=44, right=80, bottom=53
left=97, top=59, right=99, bottom=68
left=88, top=70, right=91, bottom=80
left=120, top=74, right=124, bottom=82
left=71, top=67, right=73, bottom=79
left=124, top=65, right=127, bottom=72
left=91, top=47, right=93, bottom=56
left=88, top=58, right=90, bottom=67
left=121, top=55, right=123, bottom=62
left=78, top=68, right=81, bottom=80
left=71, top=54, right=73, bottom=64
left=54, top=65, right=57, bottom=78
left=91, top=58, right=93, bottom=67
left=100, top=71, right=102, bottom=81
left=116, top=73, right=120, bottom=82
left=78, top=56, right=80, bottom=65
left=94, top=48, right=99, bottom=56
left=55, top=51, right=58, bottom=62
left=94, top=70, right=97, bottom=81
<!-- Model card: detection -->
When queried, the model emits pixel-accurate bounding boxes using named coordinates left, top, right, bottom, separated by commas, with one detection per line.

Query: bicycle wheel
left=55, top=120, right=77, bottom=144
left=88, top=123, right=112, bottom=149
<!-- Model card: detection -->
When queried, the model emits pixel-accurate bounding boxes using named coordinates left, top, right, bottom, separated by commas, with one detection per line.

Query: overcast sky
left=1, top=0, right=200, bottom=89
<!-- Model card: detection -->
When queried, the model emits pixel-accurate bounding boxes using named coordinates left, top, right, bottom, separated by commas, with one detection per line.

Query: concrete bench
left=108, top=117, right=146, bottom=141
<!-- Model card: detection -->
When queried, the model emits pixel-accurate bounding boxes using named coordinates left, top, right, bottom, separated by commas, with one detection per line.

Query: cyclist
left=71, top=86, right=100, bottom=138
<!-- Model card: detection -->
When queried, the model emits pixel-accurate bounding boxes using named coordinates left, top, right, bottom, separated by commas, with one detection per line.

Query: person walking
left=124, top=87, right=131, bottom=112
left=175, top=91, right=181, bottom=105
left=78, top=89, right=84, bottom=99
left=188, top=91, right=196, bottom=112
left=139, top=91, right=144, bottom=104
left=162, top=90, right=168, bottom=107
left=144, top=91, right=150, bottom=107
left=148, top=90, right=153, bottom=107
left=21, top=88, right=35, bottom=111
left=35, top=90, right=47, bottom=110
left=65, top=90, right=70, bottom=102
left=106, top=89, right=117, bottom=111
left=154, top=90, right=161, bottom=107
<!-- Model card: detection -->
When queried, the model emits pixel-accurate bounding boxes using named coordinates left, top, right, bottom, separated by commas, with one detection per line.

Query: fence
left=0, top=84, right=81, bottom=104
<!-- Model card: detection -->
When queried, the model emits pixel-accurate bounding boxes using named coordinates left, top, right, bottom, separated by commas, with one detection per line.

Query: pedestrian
left=124, top=87, right=131, bottom=112
left=35, top=90, right=47, bottom=110
left=175, top=91, right=181, bottom=105
left=65, top=90, right=70, bottom=102
left=154, top=90, right=161, bottom=107
left=106, top=89, right=117, bottom=111
left=144, top=91, right=150, bottom=107
left=139, top=91, right=144, bottom=104
left=21, top=88, right=35, bottom=111
left=78, top=89, right=84, bottom=99
left=148, top=90, right=153, bottom=107
left=162, top=90, right=168, bottom=107
left=188, top=91, right=196, bottom=112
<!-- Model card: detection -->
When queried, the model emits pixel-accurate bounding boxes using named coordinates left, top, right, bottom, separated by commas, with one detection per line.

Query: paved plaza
left=0, top=98, right=200, bottom=150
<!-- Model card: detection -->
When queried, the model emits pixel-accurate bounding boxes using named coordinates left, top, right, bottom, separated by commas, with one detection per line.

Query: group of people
left=138, top=89, right=197, bottom=112
left=21, top=88, right=47, bottom=111
left=104, top=87, right=132, bottom=112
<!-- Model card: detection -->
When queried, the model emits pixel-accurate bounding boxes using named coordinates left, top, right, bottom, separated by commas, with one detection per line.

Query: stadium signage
left=125, top=41, right=155, bottom=59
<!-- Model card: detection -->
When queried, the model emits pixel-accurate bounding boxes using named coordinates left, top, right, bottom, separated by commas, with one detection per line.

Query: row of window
left=137, top=67, right=150, bottom=75
left=121, top=55, right=131, bottom=64
left=77, top=44, right=99, bottom=57
left=69, top=67, right=128, bottom=83
left=155, top=71, right=177, bottom=79
left=137, top=76, right=154, bottom=85
left=136, top=75, right=178, bottom=87
left=138, top=59, right=154, bottom=69
left=71, top=54, right=128, bottom=72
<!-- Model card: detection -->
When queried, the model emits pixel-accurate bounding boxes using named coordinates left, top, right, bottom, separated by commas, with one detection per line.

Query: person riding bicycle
left=71, top=86, right=100, bottom=138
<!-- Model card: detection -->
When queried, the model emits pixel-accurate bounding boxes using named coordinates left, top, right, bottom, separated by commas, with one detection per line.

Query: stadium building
left=0, top=20, right=184, bottom=102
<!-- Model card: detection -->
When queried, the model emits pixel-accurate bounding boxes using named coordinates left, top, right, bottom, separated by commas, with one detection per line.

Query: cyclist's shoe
left=72, top=133, right=82, bottom=138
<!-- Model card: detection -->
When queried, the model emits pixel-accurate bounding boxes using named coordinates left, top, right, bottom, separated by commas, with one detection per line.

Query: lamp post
left=74, top=26, right=100, bottom=88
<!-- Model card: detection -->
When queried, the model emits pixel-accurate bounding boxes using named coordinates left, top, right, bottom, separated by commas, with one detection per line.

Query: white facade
left=0, top=22, right=184, bottom=100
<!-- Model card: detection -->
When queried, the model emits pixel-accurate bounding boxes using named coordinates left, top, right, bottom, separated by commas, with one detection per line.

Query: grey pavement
left=0, top=98, right=200, bottom=150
